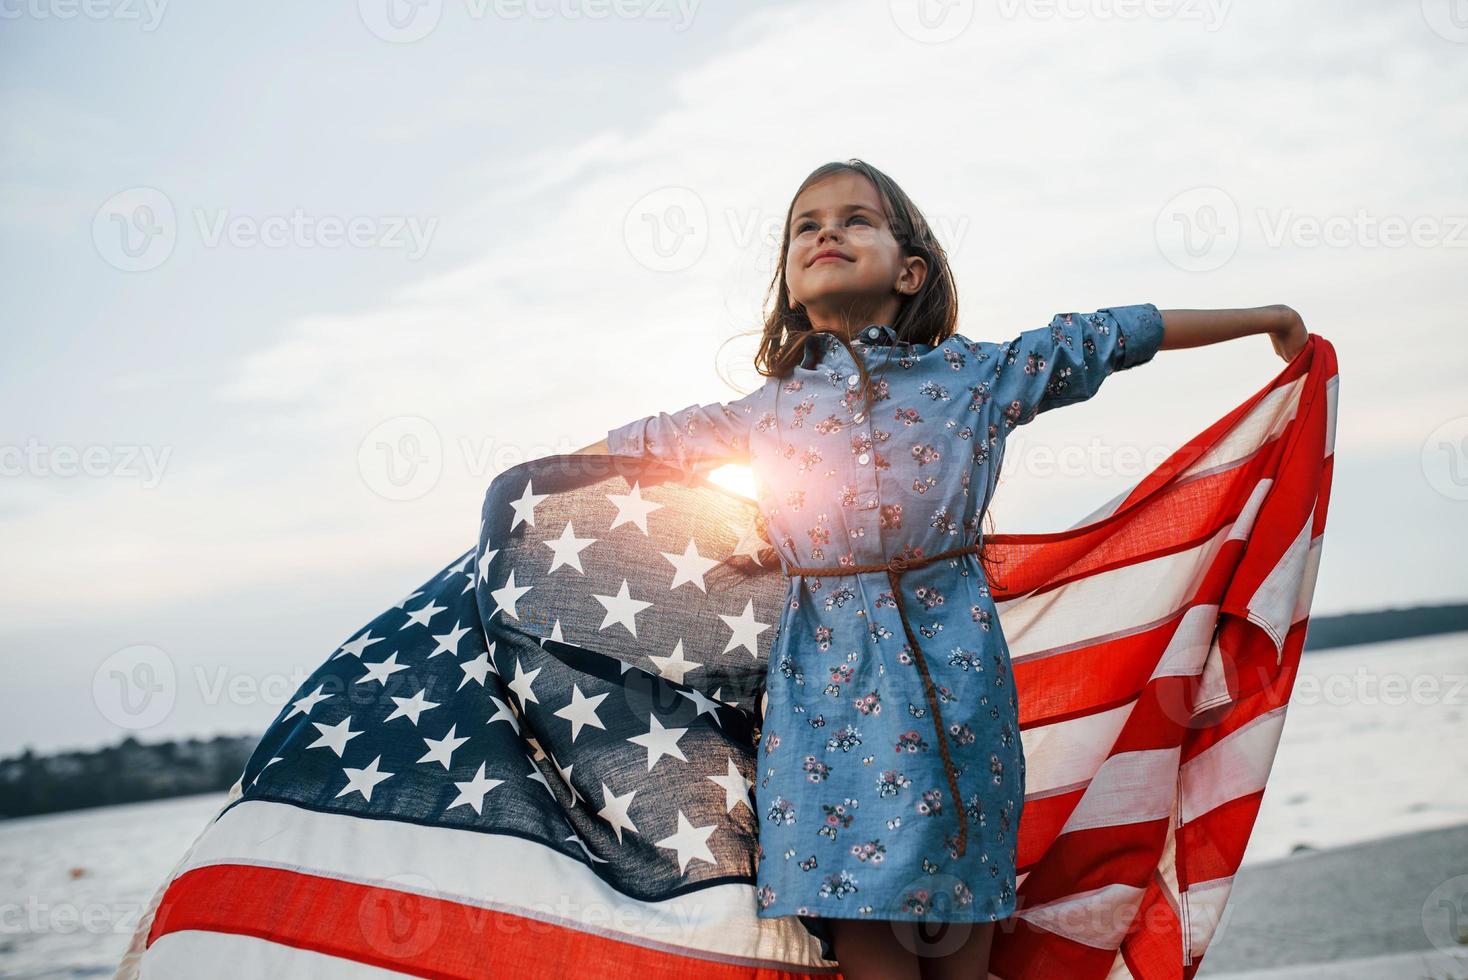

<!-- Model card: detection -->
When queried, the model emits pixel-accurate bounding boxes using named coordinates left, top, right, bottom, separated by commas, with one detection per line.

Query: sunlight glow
left=707, top=464, right=758, bottom=500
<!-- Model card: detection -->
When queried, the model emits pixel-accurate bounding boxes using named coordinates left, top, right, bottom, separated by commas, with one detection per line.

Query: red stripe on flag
left=1177, top=791, right=1263, bottom=884
left=1012, top=820, right=1171, bottom=908
left=1014, top=629, right=1179, bottom=731
left=990, top=915, right=1122, bottom=979
left=1120, top=870, right=1185, bottom=980
left=148, top=864, right=833, bottom=980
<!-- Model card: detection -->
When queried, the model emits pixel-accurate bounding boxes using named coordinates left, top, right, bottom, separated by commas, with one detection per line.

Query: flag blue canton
left=236, top=455, right=788, bottom=902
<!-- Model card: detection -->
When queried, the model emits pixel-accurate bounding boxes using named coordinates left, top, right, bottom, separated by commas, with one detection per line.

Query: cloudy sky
left=3, top=0, right=1465, bottom=754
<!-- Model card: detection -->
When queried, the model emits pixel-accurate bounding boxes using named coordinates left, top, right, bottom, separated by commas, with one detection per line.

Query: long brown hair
left=732, top=158, right=1005, bottom=590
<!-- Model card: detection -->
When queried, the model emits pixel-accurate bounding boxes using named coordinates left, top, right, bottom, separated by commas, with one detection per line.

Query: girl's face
left=784, top=171, right=926, bottom=338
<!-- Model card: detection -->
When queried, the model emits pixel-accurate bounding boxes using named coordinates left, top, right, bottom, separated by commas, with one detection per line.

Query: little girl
left=581, top=159, right=1307, bottom=980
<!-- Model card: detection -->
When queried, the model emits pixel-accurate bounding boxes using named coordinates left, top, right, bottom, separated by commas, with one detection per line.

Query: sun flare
left=706, top=463, right=758, bottom=501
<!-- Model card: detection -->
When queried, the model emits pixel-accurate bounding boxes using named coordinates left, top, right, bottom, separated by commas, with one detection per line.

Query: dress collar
left=798, top=324, right=900, bottom=369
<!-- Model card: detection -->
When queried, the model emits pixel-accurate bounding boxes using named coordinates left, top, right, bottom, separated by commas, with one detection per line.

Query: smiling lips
left=809, top=249, right=852, bottom=267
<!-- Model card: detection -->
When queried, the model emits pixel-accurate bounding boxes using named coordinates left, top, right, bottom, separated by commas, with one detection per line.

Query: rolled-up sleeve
left=607, top=383, right=766, bottom=473
left=990, top=303, right=1164, bottom=426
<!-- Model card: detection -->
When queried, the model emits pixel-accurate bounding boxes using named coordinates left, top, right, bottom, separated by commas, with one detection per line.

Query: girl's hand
left=1269, top=305, right=1309, bottom=363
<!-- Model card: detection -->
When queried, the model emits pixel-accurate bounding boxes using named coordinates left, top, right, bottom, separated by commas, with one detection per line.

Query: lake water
left=0, top=792, right=227, bottom=980
left=2, top=632, right=1464, bottom=978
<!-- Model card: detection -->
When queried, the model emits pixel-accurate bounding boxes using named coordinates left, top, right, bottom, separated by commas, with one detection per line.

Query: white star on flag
left=508, top=658, right=542, bottom=706
left=627, top=714, right=689, bottom=772
left=447, top=762, right=504, bottom=815
left=655, top=810, right=717, bottom=875
left=509, top=479, right=548, bottom=530
left=308, top=716, right=362, bottom=757
left=490, top=569, right=532, bottom=621
left=647, top=639, right=702, bottom=685
left=486, top=696, right=520, bottom=733
left=333, top=630, right=384, bottom=661
left=553, top=684, right=609, bottom=741
left=547, top=749, right=584, bottom=806
left=660, top=538, right=720, bottom=592
left=726, top=517, right=769, bottom=565
left=428, top=620, right=473, bottom=658
left=565, top=833, right=609, bottom=864
left=384, top=689, right=440, bottom=725
left=597, top=783, right=639, bottom=843
left=592, top=578, right=652, bottom=637
left=457, top=650, right=495, bottom=690
left=249, top=755, right=284, bottom=787
left=418, top=723, right=471, bottom=770
left=606, top=481, right=662, bottom=533
left=476, top=546, right=498, bottom=584
left=676, top=686, right=724, bottom=727
left=336, top=755, right=394, bottom=803
left=402, top=599, right=447, bottom=630
left=357, top=652, right=412, bottom=686
left=544, top=521, right=596, bottom=573
left=718, top=599, right=771, bottom=656
left=708, top=757, right=752, bottom=814
left=284, top=683, right=333, bottom=720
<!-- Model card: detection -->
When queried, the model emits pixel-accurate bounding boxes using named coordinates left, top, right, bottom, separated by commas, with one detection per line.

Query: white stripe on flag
left=1016, top=603, right=1217, bottom=800
left=999, top=548, right=1192, bottom=662
left=1225, top=478, right=1273, bottom=543
left=1020, top=701, right=1133, bottom=798
left=1324, top=374, right=1338, bottom=458
left=1180, top=874, right=1236, bottom=961
left=1058, top=748, right=1181, bottom=835
left=178, top=799, right=828, bottom=969
left=1178, top=707, right=1288, bottom=823
left=1183, top=375, right=1306, bottom=479
left=141, top=930, right=414, bottom=980
left=1244, top=509, right=1315, bottom=659
left=1016, top=881, right=1147, bottom=950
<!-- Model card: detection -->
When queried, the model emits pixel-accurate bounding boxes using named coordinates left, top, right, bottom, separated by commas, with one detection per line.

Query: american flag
left=117, top=335, right=1337, bottom=980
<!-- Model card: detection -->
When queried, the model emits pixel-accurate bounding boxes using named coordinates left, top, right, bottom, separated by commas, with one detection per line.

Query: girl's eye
left=793, top=215, right=875, bottom=236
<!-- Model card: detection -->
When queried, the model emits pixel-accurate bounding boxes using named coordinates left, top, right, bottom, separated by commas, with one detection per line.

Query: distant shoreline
left=0, top=733, right=255, bottom=821
left=1299, top=602, right=1468, bottom=651
left=4, top=605, right=1465, bottom=821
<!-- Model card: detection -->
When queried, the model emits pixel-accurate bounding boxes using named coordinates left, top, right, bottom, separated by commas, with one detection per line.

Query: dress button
left=857, top=452, right=870, bottom=465
left=852, top=412, right=865, bottom=423
left=865, top=326, right=880, bottom=340
left=847, top=374, right=859, bottom=387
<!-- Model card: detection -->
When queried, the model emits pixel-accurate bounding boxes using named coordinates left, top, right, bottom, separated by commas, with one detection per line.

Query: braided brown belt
left=782, top=539, right=984, bottom=859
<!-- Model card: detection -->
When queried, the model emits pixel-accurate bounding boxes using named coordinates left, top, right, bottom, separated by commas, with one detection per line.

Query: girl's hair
left=739, top=158, right=1005, bottom=590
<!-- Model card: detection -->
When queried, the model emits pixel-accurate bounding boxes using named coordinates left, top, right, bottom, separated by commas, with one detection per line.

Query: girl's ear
left=898, top=254, right=928, bottom=294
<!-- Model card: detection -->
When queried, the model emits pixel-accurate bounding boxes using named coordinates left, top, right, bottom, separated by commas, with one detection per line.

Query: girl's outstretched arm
left=1158, top=304, right=1309, bottom=362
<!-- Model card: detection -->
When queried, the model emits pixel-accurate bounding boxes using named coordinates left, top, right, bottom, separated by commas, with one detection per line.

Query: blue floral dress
left=606, top=305, right=1165, bottom=925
